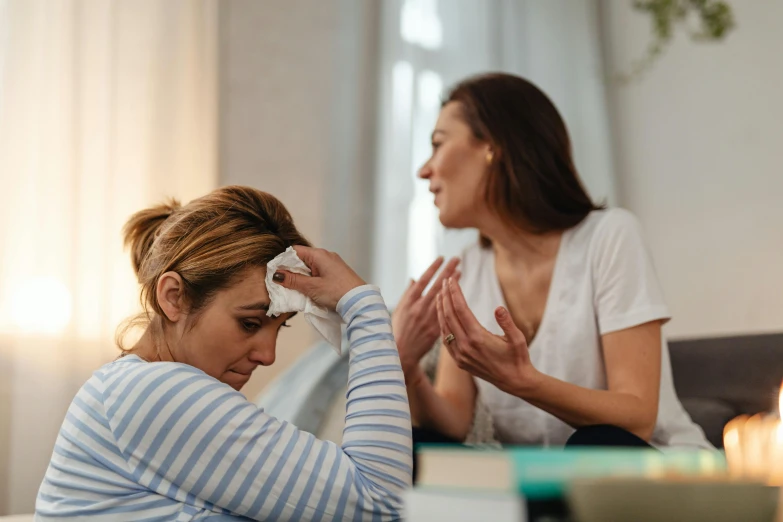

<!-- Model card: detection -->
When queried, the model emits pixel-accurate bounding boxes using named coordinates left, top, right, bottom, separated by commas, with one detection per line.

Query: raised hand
left=392, top=256, right=460, bottom=374
left=436, top=277, right=541, bottom=395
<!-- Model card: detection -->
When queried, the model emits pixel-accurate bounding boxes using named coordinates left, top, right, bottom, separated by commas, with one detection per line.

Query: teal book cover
left=509, top=447, right=727, bottom=499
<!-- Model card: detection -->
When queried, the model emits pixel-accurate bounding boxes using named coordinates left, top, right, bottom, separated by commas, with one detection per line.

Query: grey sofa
left=257, top=332, right=783, bottom=449
left=669, top=332, right=783, bottom=447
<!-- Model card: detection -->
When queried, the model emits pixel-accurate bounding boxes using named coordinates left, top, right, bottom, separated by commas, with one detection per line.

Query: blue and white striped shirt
left=36, top=286, right=412, bottom=521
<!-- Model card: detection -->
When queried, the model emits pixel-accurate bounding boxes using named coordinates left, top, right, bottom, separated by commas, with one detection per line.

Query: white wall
left=218, top=0, right=378, bottom=398
left=602, top=0, right=783, bottom=339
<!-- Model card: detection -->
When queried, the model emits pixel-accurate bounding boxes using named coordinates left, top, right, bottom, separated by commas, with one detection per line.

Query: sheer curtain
left=372, top=0, right=617, bottom=304
left=0, top=0, right=217, bottom=513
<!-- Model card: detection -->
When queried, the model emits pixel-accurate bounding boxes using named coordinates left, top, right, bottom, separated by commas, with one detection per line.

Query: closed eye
left=241, top=320, right=261, bottom=332
left=241, top=319, right=289, bottom=333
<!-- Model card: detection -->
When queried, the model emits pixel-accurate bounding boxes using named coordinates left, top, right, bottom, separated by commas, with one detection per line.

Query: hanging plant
left=620, top=0, right=735, bottom=82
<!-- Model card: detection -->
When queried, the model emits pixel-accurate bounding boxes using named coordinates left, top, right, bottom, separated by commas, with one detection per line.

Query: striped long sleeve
left=36, top=285, right=412, bottom=521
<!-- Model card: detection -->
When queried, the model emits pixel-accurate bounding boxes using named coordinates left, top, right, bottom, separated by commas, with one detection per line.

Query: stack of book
left=405, top=445, right=727, bottom=522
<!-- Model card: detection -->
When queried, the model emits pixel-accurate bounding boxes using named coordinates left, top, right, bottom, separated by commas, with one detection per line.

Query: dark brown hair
left=118, top=185, right=310, bottom=348
left=444, top=73, right=604, bottom=246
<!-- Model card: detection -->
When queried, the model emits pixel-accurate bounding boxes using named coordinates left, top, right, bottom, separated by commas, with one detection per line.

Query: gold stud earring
left=486, top=152, right=494, bottom=165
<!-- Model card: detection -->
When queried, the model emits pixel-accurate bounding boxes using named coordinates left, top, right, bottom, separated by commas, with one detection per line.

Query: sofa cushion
left=680, top=397, right=738, bottom=448
left=669, top=333, right=783, bottom=416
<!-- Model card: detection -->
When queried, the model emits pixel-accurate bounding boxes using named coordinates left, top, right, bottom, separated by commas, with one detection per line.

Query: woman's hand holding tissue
left=392, top=256, right=460, bottom=375
left=436, top=277, right=542, bottom=397
left=272, top=245, right=366, bottom=310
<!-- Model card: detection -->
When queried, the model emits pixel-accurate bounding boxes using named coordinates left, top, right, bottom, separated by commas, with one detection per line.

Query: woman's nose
left=418, top=161, right=432, bottom=179
left=249, top=343, right=276, bottom=367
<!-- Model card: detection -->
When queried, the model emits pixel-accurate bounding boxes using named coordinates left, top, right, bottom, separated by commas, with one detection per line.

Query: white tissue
left=265, top=247, right=343, bottom=353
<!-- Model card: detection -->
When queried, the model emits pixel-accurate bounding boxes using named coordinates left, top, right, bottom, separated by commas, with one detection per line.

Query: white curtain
left=372, top=0, right=617, bottom=305
left=0, top=0, right=217, bottom=514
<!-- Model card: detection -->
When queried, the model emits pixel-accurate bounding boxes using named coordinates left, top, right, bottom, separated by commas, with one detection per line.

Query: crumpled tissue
left=265, top=247, right=343, bottom=353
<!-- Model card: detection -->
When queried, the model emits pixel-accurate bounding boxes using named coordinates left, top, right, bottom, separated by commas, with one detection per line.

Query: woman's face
left=418, top=101, right=492, bottom=228
left=163, top=267, right=294, bottom=391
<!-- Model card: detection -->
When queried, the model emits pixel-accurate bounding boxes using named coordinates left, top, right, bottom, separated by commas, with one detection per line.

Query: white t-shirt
left=459, top=208, right=711, bottom=448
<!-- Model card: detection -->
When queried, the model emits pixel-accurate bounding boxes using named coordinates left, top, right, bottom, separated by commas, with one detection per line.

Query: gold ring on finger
left=444, top=333, right=456, bottom=345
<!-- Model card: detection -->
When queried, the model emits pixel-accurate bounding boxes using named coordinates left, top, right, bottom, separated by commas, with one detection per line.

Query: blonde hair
left=117, top=185, right=310, bottom=349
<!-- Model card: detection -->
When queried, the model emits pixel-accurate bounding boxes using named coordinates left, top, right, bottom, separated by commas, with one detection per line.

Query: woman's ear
left=156, top=271, right=186, bottom=322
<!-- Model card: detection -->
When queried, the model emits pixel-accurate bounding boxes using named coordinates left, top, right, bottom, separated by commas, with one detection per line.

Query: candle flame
left=724, top=427, right=739, bottom=448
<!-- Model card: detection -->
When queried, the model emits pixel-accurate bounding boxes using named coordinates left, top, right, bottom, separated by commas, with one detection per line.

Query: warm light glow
left=723, top=385, right=783, bottom=485
left=779, top=382, right=783, bottom=444
left=724, top=427, right=739, bottom=448
left=10, top=277, right=72, bottom=335
left=779, top=381, right=782, bottom=419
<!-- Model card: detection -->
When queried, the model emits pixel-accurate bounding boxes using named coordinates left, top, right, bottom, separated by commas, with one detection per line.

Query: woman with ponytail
left=36, top=186, right=412, bottom=521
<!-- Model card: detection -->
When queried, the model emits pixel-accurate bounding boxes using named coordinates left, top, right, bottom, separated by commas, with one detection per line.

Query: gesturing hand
left=436, top=278, right=541, bottom=396
left=392, top=257, right=460, bottom=374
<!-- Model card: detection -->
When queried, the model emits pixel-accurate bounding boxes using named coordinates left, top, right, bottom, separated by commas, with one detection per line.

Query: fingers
left=276, top=246, right=365, bottom=310
left=436, top=294, right=457, bottom=360
left=272, top=269, right=315, bottom=295
left=410, top=257, right=445, bottom=300
left=398, top=278, right=416, bottom=306
left=436, top=293, right=450, bottom=339
left=446, top=278, right=484, bottom=339
left=440, top=279, right=467, bottom=342
left=290, top=245, right=318, bottom=268
left=495, top=307, right=527, bottom=347
left=422, top=257, right=460, bottom=305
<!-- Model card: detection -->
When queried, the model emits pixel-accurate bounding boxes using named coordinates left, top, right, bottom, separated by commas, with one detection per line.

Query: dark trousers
left=564, top=424, right=652, bottom=448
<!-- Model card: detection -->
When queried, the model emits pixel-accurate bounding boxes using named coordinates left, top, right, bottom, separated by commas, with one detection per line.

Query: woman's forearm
left=508, top=372, right=658, bottom=440
left=405, top=366, right=474, bottom=441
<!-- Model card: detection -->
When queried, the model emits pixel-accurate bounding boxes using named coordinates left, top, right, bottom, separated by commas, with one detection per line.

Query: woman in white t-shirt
left=392, top=73, right=710, bottom=452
